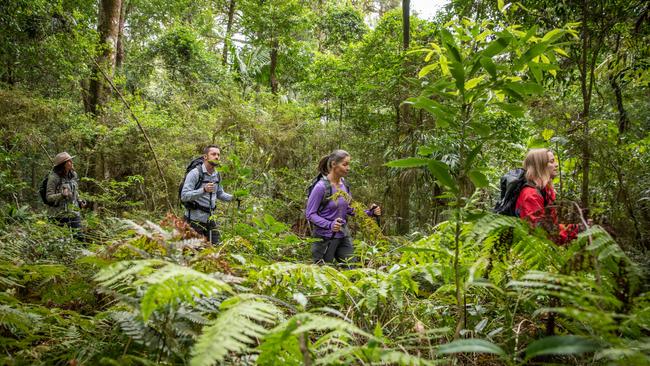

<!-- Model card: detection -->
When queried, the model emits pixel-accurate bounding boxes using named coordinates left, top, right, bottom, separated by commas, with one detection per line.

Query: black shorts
left=311, top=236, right=354, bottom=264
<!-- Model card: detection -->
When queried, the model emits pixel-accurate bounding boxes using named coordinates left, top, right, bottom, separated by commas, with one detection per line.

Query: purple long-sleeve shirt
left=306, top=179, right=373, bottom=239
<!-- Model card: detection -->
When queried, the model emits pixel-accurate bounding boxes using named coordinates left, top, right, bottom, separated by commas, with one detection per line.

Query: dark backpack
left=178, top=157, right=220, bottom=211
left=494, top=168, right=546, bottom=216
left=39, top=174, right=57, bottom=206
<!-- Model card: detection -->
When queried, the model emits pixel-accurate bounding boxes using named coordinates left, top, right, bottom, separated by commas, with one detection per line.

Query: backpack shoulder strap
left=193, top=165, right=206, bottom=190
left=318, top=177, right=331, bottom=213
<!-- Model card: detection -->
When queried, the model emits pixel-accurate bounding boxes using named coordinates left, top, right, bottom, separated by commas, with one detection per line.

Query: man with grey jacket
left=180, top=145, right=234, bottom=244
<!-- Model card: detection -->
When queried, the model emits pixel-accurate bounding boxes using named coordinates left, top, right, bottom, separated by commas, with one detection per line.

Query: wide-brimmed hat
left=52, top=152, right=74, bottom=167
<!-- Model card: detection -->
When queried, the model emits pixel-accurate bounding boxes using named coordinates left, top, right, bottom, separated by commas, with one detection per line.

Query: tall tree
left=402, top=0, right=410, bottom=49
left=222, top=0, right=237, bottom=65
left=239, top=0, right=311, bottom=94
left=87, top=0, right=122, bottom=115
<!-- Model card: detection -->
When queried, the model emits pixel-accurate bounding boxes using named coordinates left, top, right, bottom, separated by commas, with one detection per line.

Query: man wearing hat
left=46, top=152, right=85, bottom=231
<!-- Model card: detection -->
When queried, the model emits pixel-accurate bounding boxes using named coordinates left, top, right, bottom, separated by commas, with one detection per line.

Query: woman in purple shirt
left=305, top=150, right=381, bottom=265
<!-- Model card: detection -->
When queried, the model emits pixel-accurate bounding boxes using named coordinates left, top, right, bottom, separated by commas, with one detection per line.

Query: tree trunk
left=402, top=0, right=410, bottom=50
left=222, top=0, right=237, bottom=66
left=88, top=0, right=122, bottom=115
left=270, top=39, right=279, bottom=94
left=578, top=0, right=592, bottom=212
left=115, top=1, right=129, bottom=70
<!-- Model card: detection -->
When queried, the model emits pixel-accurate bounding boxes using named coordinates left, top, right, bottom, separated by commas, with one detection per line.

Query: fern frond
left=190, top=296, right=284, bottom=366
left=95, top=259, right=165, bottom=290
left=508, top=271, right=621, bottom=309
left=254, top=262, right=354, bottom=297
left=0, top=304, right=42, bottom=335
left=467, top=213, right=522, bottom=245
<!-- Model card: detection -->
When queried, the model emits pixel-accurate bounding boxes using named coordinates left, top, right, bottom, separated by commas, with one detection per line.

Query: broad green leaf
left=450, top=61, right=465, bottom=91
left=440, top=55, right=450, bottom=75
left=503, top=81, right=544, bottom=96
left=384, top=157, right=430, bottom=168
left=418, top=63, right=438, bottom=78
left=516, top=42, right=549, bottom=69
left=501, top=86, right=524, bottom=101
left=529, top=63, right=543, bottom=83
left=404, top=96, right=453, bottom=127
left=541, top=28, right=566, bottom=43
left=482, top=36, right=511, bottom=57
left=480, top=57, right=497, bottom=78
left=427, top=160, right=458, bottom=192
left=495, top=102, right=525, bottom=118
left=525, top=336, right=600, bottom=360
left=438, top=339, right=506, bottom=356
left=469, top=170, right=489, bottom=188
left=554, top=47, right=569, bottom=57
left=465, top=76, right=485, bottom=90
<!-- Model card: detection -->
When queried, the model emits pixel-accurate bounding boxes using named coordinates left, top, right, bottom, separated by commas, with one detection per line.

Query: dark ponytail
left=317, top=149, right=350, bottom=176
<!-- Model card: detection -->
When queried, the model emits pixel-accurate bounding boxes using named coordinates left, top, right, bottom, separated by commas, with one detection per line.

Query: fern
left=190, top=295, right=284, bottom=366
left=0, top=304, right=42, bottom=335
left=254, top=262, right=355, bottom=298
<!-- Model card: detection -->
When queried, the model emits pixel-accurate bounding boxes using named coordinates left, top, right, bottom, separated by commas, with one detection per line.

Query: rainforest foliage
left=0, top=0, right=649, bottom=365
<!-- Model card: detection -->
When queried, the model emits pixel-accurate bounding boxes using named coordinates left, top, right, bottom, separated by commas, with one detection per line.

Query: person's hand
left=204, top=182, right=215, bottom=193
left=370, top=204, right=381, bottom=216
left=332, top=217, right=343, bottom=232
left=62, top=187, right=71, bottom=198
left=79, top=200, right=88, bottom=209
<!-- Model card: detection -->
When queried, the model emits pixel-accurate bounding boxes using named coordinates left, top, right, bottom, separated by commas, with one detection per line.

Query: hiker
left=46, top=152, right=86, bottom=233
left=306, top=149, right=381, bottom=265
left=515, top=148, right=579, bottom=244
left=180, top=145, right=234, bottom=244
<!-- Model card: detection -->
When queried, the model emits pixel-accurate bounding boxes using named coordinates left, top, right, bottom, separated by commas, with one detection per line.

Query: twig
left=91, top=58, right=173, bottom=212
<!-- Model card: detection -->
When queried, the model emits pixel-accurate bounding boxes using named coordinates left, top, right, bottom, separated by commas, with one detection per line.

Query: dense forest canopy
left=0, top=0, right=649, bottom=365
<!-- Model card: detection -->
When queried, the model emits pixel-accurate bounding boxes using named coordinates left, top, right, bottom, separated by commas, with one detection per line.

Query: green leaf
left=525, top=336, right=601, bottom=360
left=495, top=102, right=525, bottom=118
left=497, top=0, right=505, bottom=12
left=480, top=57, right=497, bottom=78
left=438, top=339, right=506, bottom=356
left=541, top=28, right=566, bottom=43
left=516, top=42, right=549, bottom=69
left=418, top=63, right=438, bottom=78
left=482, top=36, right=511, bottom=58
left=529, top=63, right=543, bottom=83
left=427, top=160, right=458, bottom=192
left=465, top=76, right=485, bottom=90
left=469, top=170, right=489, bottom=188
left=384, top=157, right=431, bottom=168
left=404, top=96, right=453, bottom=127
left=503, top=81, right=544, bottom=96
left=450, top=61, right=465, bottom=91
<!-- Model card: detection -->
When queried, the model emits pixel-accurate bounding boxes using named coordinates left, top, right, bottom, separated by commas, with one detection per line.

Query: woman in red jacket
left=515, top=148, right=578, bottom=245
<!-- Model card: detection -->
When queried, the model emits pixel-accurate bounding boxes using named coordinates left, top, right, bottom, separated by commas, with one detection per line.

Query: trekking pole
left=209, top=191, right=214, bottom=244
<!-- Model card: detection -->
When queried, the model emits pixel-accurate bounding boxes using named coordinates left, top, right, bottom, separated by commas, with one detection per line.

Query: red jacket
left=515, top=185, right=578, bottom=245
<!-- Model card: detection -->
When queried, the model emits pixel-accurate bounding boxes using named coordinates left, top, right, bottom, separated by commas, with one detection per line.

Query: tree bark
left=269, top=39, right=279, bottom=94
left=88, top=0, right=122, bottom=115
left=222, top=0, right=236, bottom=66
left=402, top=0, right=410, bottom=50
left=115, top=0, right=129, bottom=70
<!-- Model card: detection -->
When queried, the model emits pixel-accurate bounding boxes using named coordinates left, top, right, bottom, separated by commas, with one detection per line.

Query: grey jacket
left=46, top=171, right=81, bottom=218
left=180, top=164, right=233, bottom=223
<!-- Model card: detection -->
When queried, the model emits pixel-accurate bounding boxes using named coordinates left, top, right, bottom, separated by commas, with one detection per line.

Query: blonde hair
left=523, top=148, right=553, bottom=188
